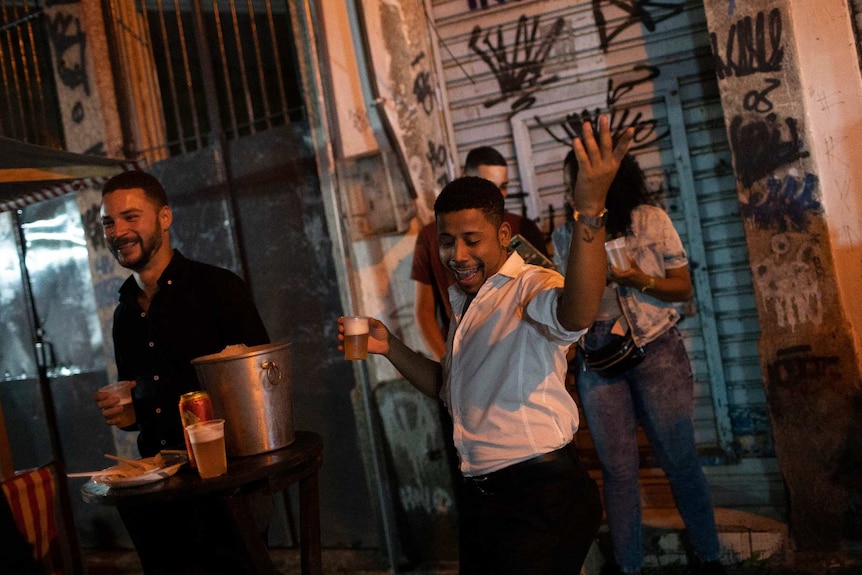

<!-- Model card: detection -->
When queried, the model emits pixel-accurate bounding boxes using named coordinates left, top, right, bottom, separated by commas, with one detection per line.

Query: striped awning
left=0, top=137, right=142, bottom=213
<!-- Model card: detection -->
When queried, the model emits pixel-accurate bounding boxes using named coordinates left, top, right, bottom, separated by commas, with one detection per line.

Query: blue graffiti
left=740, top=172, right=820, bottom=232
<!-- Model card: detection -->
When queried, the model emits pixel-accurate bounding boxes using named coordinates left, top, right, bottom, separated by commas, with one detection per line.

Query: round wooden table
left=82, top=430, right=323, bottom=575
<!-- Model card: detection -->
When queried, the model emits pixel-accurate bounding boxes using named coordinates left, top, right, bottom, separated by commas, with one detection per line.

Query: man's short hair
left=434, top=176, right=505, bottom=227
left=101, top=170, right=169, bottom=208
left=463, top=146, right=506, bottom=176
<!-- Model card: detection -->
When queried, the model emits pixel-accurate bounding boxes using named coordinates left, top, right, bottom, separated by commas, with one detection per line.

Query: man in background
left=411, top=145, right=548, bottom=359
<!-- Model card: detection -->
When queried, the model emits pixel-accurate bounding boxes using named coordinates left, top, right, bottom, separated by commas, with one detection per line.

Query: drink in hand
left=343, top=316, right=370, bottom=360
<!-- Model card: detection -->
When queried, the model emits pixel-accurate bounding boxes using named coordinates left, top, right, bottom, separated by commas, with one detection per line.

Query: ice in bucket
left=342, top=316, right=369, bottom=361
left=186, top=419, right=227, bottom=479
left=604, top=237, right=630, bottom=271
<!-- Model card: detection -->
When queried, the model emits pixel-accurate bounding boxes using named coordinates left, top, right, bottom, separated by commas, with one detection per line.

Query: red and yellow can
left=179, top=390, right=213, bottom=468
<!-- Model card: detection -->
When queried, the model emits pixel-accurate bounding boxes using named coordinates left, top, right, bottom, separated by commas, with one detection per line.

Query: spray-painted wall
left=702, top=0, right=862, bottom=549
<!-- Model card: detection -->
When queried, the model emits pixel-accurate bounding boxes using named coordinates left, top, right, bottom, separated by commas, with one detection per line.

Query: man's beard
left=110, top=230, right=162, bottom=271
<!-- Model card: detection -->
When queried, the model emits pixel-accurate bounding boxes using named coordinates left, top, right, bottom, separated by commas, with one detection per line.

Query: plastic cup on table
left=186, top=419, right=227, bottom=479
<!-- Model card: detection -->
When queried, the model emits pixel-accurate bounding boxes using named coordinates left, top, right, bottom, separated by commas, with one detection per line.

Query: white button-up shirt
left=443, top=252, right=585, bottom=476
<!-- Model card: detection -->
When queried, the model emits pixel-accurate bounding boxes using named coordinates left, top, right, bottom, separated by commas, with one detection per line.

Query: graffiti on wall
left=45, top=0, right=106, bottom=155
left=360, top=0, right=453, bottom=218
left=536, top=65, right=670, bottom=151
left=711, top=8, right=784, bottom=115
left=469, top=15, right=565, bottom=114
left=767, top=344, right=840, bottom=388
left=378, top=385, right=454, bottom=516
left=710, top=8, right=783, bottom=80
left=753, top=234, right=824, bottom=330
left=592, top=0, right=685, bottom=52
left=740, top=172, right=820, bottom=232
left=713, top=5, right=821, bottom=256
left=730, top=114, right=810, bottom=189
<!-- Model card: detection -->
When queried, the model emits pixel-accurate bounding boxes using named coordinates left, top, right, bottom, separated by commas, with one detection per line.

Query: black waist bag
left=581, top=332, right=645, bottom=378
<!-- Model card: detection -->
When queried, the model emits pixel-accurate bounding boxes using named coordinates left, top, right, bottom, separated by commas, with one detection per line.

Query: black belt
left=464, top=442, right=576, bottom=496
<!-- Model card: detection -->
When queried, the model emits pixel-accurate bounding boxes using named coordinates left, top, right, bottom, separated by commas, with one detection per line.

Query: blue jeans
left=576, top=322, right=720, bottom=573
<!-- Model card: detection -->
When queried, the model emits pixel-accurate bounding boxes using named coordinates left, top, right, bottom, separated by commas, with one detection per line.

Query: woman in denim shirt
left=552, top=152, right=724, bottom=575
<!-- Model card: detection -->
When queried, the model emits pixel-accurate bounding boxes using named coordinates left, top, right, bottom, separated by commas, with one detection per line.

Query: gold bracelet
left=641, top=278, right=656, bottom=293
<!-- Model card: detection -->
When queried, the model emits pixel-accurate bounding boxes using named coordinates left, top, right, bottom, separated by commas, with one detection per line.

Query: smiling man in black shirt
left=95, top=170, right=269, bottom=455
left=93, top=170, right=270, bottom=573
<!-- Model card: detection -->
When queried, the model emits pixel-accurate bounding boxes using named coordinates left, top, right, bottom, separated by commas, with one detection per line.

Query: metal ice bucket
left=191, top=342, right=294, bottom=457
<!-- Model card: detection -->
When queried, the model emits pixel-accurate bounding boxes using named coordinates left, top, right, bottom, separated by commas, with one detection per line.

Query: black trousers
left=118, top=490, right=273, bottom=575
left=458, top=444, right=603, bottom=575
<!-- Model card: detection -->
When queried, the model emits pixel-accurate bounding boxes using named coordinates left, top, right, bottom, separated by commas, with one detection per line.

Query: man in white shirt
left=342, top=116, right=633, bottom=574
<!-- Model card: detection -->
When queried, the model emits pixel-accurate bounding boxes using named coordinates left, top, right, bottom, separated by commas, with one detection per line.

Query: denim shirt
left=551, top=204, right=687, bottom=347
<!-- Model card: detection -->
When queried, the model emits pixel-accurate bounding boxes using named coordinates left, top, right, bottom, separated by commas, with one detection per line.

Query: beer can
left=179, top=390, right=213, bottom=469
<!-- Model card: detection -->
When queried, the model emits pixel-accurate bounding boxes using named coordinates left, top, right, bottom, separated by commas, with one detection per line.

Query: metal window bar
left=154, top=0, right=191, bottom=153
left=0, top=0, right=60, bottom=146
left=104, top=0, right=304, bottom=160
left=244, top=0, right=270, bottom=132
left=0, top=1, right=27, bottom=139
left=210, top=0, right=238, bottom=136
left=171, top=0, right=204, bottom=150
left=11, top=6, right=36, bottom=137
left=262, top=0, right=286, bottom=120
left=227, top=0, right=255, bottom=134
left=20, top=2, right=52, bottom=142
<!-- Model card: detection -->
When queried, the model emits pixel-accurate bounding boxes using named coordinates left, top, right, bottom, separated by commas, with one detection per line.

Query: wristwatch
left=573, top=208, right=608, bottom=229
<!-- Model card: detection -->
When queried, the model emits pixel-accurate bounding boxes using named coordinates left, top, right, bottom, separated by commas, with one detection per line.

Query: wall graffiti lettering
left=730, top=114, right=809, bottom=188
left=426, top=140, right=450, bottom=189
left=592, top=0, right=685, bottom=52
left=469, top=15, right=564, bottom=113
left=378, top=386, right=454, bottom=516
left=45, top=0, right=108, bottom=156
left=740, top=173, right=820, bottom=233
left=711, top=8, right=783, bottom=80
left=537, top=65, right=669, bottom=151
left=399, top=485, right=454, bottom=515
left=743, top=78, right=781, bottom=113
left=46, top=10, right=90, bottom=95
left=411, top=52, right=435, bottom=115
left=426, top=140, right=447, bottom=169
left=767, top=345, right=839, bottom=387
left=413, top=71, right=435, bottom=114
left=754, top=235, right=824, bottom=330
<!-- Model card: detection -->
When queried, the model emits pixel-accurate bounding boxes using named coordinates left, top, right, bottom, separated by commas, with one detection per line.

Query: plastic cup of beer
left=343, top=316, right=370, bottom=361
left=99, top=380, right=135, bottom=428
left=186, top=419, right=227, bottom=479
left=604, top=237, right=631, bottom=271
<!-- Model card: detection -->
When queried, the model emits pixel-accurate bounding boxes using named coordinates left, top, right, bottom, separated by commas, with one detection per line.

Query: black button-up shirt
left=112, top=250, right=270, bottom=456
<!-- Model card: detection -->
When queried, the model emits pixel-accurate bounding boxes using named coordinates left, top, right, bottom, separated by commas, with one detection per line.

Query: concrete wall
left=702, top=0, right=862, bottom=549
